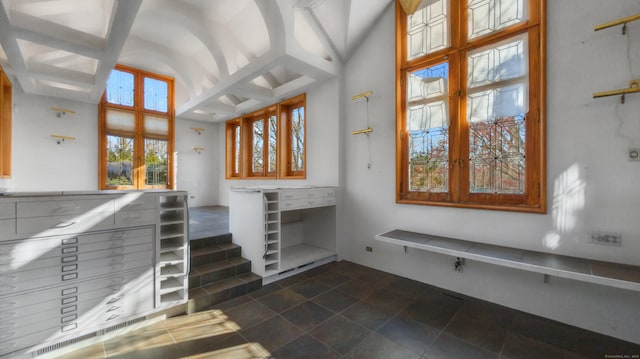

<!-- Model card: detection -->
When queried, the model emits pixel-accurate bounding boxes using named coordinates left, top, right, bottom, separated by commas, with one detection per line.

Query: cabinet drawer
left=115, top=194, right=156, bottom=211
left=299, top=197, right=326, bottom=209
left=325, top=196, right=336, bottom=205
left=323, top=188, right=337, bottom=197
left=0, top=219, right=15, bottom=238
left=17, top=199, right=113, bottom=218
left=17, top=213, right=114, bottom=236
left=280, top=199, right=299, bottom=211
left=115, top=208, right=155, bottom=226
left=0, top=203, right=15, bottom=219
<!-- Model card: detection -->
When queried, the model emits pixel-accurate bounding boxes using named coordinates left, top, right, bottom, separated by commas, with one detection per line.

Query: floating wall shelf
left=594, top=13, right=640, bottom=33
left=593, top=80, right=640, bottom=104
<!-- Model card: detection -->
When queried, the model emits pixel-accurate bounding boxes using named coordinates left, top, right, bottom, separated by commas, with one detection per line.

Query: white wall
left=175, top=119, right=218, bottom=206
left=11, top=91, right=98, bottom=191
left=9, top=90, right=219, bottom=206
left=341, top=1, right=640, bottom=344
left=217, top=77, right=342, bottom=206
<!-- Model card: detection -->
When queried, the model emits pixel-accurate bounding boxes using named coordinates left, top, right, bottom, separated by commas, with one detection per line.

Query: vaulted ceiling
left=0, top=0, right=392, bottom=122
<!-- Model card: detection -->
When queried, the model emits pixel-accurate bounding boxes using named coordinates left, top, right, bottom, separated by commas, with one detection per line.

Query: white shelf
left=160, top=251, right=183, bottom=262
left=160, top=291, right=184, bottom=303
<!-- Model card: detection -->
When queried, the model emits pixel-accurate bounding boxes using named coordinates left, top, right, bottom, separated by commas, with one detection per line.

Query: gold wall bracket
left=51, top=107, right=76, bottom=118
left=593, top=80, right=640, bottom=104
left=51, top=134, right=76, bottom=144
left=594, top=14, right=640, bottom=34
left=191, top=127, right=205, bottom=135
left=192, top=146, right=205, bottom=155
left=352, top=128, right=373, bottom=135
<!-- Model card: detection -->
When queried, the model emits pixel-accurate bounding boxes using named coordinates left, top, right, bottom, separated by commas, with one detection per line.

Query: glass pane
left=107, top=135, right=134, bottom=186
left=105, top=69, right=134, bottom=107
left=467, top=35, right=527, bottom=194
left=469, top=115, right=525, bottom=193
left=144, top=138, right=168, bottom=187
left=408, top=0, right=449, bottom=60
left=144, top=77, right=168, bottom=112
left=291, top=107, right=305, bottom=172
left=234, top=125, right=241, bottom=174
left=468, top=0, right=526, bottom=40
left=252, top=119, right=264, bottom=173
left=268, top=115, right=277, bottom=173
left=406, top=63, right=449, bottom=192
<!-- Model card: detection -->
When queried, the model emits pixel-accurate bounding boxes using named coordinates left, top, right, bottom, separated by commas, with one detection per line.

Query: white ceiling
left=0, top=0, right=392, bottom=122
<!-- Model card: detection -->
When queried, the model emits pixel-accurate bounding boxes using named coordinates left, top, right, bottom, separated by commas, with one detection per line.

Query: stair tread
left=191, top=257, right=250, bottom=275
left=190, top=242, right=239, bottom=257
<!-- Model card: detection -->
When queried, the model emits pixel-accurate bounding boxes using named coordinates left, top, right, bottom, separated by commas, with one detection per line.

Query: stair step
left=189, top=272, right=262, bottom=312
left=190, top=243, right=241, bottom=266
left=189, top=257, right=251, bottom=288
left=190, top=233, right=232, bottom=250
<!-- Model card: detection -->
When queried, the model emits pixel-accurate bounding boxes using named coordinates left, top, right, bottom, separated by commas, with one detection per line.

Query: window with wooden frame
left=99, top=64, right=175, bottom=190
left=225, top=94, right=306, bottom=180
left=225, top=118, right=241, bottom=179
left=279, top=94, right=306, bottom=179
left=242, top=106, right=277, bottom=178
left=396, top=0, right=546, bottom=213
left=0, top=67, right=11, bottom=178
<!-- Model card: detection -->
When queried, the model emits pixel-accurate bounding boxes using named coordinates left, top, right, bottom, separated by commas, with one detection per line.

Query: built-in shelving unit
left=230, top=186, right=338, bottom=283
left=156, top=194, right=189, bottom=308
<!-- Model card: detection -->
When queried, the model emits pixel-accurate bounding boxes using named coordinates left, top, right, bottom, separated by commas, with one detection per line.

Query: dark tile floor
left=55, top=206, right=640, bottom=358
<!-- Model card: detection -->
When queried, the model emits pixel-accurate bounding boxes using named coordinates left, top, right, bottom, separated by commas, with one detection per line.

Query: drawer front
left=115, top=194, right=156, bottom=211
left=17, top=213, right=114, bottom=236
left=323, top=188, right=337, bottom=197
left=280, top=199, right=299, bottom=211
left=325, top=196, right=336, bottom=205
left=115, top=208, right=155, bottom=226
left=0, top=203, right=15, bottom=219
left=298, top=197, right=326, bottom=209
left=79, top=227, right=153, bottom=246
left=17, top=199, right=113, bottom=218
left=0, top=219, right=15, bottom=238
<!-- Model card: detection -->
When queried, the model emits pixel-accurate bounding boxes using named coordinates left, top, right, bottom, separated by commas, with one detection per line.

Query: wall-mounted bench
left=375, top=230, right=640, bottom=292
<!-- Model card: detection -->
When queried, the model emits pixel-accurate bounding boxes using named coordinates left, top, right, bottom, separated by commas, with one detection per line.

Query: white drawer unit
left=0, top=191, right=189, bottom=358
left=230, top=186, right=337, bottom=282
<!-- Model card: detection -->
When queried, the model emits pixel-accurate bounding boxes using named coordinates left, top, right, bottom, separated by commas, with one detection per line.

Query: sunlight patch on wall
left=552, top=164, right=586, bottom=234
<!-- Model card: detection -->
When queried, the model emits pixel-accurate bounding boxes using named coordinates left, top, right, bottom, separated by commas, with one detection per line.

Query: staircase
left=188, top=233, right=262, bottom=312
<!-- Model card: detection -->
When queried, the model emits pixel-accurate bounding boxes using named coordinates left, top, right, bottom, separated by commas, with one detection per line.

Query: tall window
left=0, top=67, right=11, bottom=178
left=242, top=106, right=277, bottom=178
left=99, top=65, right=174, bottom=189
left=396, top=0, right=546, bottom=212
left=225, top=94, right=306, bottom=180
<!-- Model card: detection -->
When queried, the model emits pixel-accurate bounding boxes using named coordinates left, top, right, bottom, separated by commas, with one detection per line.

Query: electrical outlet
left=628, top=148, right=640, bottom=162
left=590, top=231, right=622, bottom=246
left=365, top=246, right=373, bottom=252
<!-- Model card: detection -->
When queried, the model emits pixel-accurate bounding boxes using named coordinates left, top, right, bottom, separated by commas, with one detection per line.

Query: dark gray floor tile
left=423, top=333, right=498, bottom=359
left=501, top=332, right=568, bottom=359
left=281, top=300, right=334, bottom=331
left=271, top=334, right=341, bottom=359
left=310, top=316, right=371, bottom=354
left=336, top=278, right=383, bottom=299
left=175, top=332, right=247, bottom=358
left=257, top=288, right=307, bottom=313
left=456, top=298, right=516, bottom=329
left=444, top=313, right=507, bottom=353
left=312, top=288, right=360, bottom=313
left=341, top=300, right=396, bottom=330
left=248, top=282, right=283, bottom=299
left=377, top=315, right=439, bottom=355
left=400, top=300, right=456, bottom=331
left=214, top=294, right=254, bottom=311
left=352, top=332, right=422, bottom=359
left=386, top=276, right=440, bottom=299
left=239, top=315, right=303, bottom=353
left=224, top=300, right=276, bottom=329
left=289, top=278, right=332, bottom=298
left=364, top=288, right=412, bottom=313
left=509, top=312, right=565, bottom=348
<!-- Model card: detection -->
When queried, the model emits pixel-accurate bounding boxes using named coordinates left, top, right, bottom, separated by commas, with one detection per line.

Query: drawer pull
left=62, top=296, right=78, bottom=305
left=107, top=296, right=123, bottom=304
left=61, top=255, right=78, bottom=263
left=61, top=305, right=77, bottom=314
left=62, top=246, right=78, bottom=254
left=61, top=314, right=77, bottom=323
left=62, top=264, right=78, bottom=272
left=61, top=323, right=77, bottom=332
left=55, top=222, right=77, bottom=228
left=61, top=238, right=78, bottom=245
left=107, top=305, right=121, bottom=312
left=110, top=276, right=125, bottom=284
left=106, top=314, right=119, bottom=321
left=62, top=273, right=78, bottom=281
left=61, top=287, right=78, bottom=296
left=53, top=206, right=80, bottom=214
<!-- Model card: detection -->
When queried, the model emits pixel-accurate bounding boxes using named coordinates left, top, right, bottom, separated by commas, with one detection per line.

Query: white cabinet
left=230, top=187, right=337, bottom=283
left=0, top=191, right=189, bottom=358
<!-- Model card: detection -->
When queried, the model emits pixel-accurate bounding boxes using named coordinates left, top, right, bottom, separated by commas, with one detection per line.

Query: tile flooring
left=59, top=261, right=640, bottom=358
left=54, top=206, right=640, bottom=358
